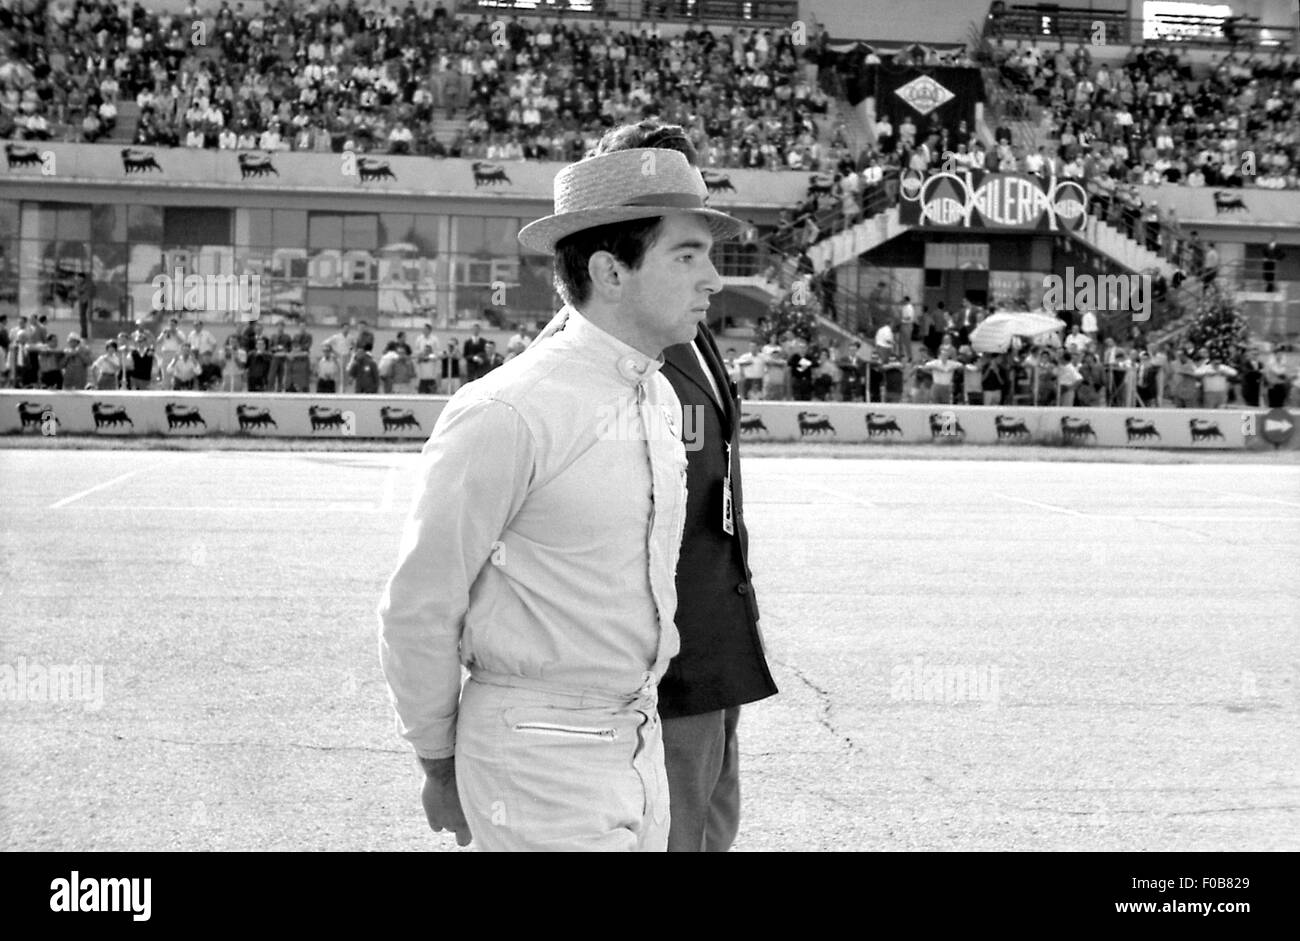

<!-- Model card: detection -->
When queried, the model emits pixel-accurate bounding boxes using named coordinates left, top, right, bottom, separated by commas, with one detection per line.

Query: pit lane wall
left=4, top=391, right=1296, bottom=451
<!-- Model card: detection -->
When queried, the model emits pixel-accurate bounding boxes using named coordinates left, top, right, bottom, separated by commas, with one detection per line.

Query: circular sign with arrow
left=1261, top=408, right=1296, bottom=447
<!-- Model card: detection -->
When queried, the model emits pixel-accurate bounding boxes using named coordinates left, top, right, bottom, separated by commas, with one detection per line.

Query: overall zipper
left=513, top=722, right=618, bottom=740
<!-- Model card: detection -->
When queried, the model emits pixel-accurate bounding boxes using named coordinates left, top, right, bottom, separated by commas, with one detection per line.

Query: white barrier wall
left=5, top=392, right=1295, bottom=451
left=3, top=391, right=443, bottom=440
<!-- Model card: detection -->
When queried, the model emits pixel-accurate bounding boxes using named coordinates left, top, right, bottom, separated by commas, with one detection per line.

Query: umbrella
left=969, top=312, right=1069, bottom=354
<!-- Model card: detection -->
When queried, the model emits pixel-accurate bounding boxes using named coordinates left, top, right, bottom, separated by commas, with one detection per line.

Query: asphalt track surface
left=2, top=449, right=1298, bottom=852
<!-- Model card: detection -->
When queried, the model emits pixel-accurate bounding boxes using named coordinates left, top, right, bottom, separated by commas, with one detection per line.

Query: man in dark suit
left=462, top=324, right=488, bottom=382
left=532, top=120, right=778, bottom=851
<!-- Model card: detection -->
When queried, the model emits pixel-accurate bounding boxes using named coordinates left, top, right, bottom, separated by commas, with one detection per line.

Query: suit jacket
left=658, top=325, right=778, bottom=719
left=462, top=336, right=488, bottom=379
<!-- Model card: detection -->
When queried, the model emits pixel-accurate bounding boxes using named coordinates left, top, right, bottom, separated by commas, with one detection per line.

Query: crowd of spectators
left=0, top=0, right=840, bottom=171
left=992, top=39, right=1300, bottom=190
left=722, top=294, right=1298, bottom=409
left=5, top=307, right=1295, bottom=407
left=0, top=312, right=536, bottom=395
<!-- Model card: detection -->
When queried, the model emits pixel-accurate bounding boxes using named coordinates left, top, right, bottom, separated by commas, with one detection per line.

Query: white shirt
left=378, top=310, right=687, bottom=759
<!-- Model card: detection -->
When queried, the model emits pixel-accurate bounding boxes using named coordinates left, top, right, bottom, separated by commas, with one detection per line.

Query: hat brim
left=518, top=206, right=745, bottom=255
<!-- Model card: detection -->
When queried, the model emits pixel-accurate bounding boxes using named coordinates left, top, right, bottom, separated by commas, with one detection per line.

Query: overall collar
left=564, top=307, right=665, bottom=386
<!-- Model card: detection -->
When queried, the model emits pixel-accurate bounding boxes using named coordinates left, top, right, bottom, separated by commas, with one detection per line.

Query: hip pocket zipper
left=513, top=722, right=618, bottom=740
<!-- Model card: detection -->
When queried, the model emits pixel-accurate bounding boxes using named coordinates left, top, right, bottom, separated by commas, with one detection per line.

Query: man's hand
left=418, top=756, right=472, bottom=847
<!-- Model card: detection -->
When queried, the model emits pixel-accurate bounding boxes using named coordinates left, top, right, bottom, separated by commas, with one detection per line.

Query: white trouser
left=455, top=670, right=669, bottom=852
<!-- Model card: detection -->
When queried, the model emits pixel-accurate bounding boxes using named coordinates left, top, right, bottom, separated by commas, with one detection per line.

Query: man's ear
left=587, top=251, right=623, bottom=300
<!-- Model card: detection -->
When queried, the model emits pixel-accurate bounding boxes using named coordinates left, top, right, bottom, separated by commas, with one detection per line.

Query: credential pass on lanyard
left=722, top=441, right=734, bottom=536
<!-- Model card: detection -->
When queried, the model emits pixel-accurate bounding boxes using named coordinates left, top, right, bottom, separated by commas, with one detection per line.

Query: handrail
left=452, top=0, right=800, bottom=26
left=982, top=4, right=1297, bottom=49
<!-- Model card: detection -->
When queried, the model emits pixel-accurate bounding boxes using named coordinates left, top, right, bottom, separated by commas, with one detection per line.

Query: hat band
left=619, top=192, right=707, bottom=209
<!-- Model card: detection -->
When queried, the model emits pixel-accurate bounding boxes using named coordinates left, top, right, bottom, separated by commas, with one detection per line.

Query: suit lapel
left=663, top=334, right=730, bottom=437
left=693, top=326, right=737, bottom=433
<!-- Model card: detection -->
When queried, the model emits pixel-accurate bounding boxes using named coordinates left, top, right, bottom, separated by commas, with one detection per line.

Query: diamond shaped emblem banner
left=894, top=75, right=956, bottom=116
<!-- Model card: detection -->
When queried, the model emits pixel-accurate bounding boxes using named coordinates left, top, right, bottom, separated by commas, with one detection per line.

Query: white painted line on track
left=992, top=493, right=1087, bottom=516
left=56, top=503, right=380, bottom=513
left=377, top=460, right=399, bottom=513
left=48, top=470, right=142, bottom=509
left=1192, top=488, right=1300, bottom=509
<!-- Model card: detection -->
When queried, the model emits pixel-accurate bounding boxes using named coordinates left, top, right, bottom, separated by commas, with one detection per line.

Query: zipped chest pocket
left=512, top=721, right=619, bottom=741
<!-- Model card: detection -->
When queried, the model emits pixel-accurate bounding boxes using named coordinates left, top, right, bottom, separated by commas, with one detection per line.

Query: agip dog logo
left=1059, top=416, right=1097, bottom=444
left=238, top=152, right=279, bottom=179
left=865, top=412, right=903, bottom=438
left=308, top=405, right=355, bottom=435
left=91, top=402, right=134, bottom=430
left=165, top=403, right=207, bottom=431
left=1213, top=191, right=1247, bottom=214
left=5, top=143, right=54, bottom=175
left=472, top=161, right=512, bottom=187
left=236, top=404, right=278, bottom=431
left=380, top=406, right=421, bottom=433
left=121, top=148, right=163, bottom=174
left=1189, top=418, right=1224, bottom=442
left=1125, top=417, right=1161, bottom=443
left=797, top=411, right=835, bottom=436
left=16, top=401, right=53, bottom=432
left=994, top=414, right=1031, bottom=441
left=700, top=169, right=736, bottom=194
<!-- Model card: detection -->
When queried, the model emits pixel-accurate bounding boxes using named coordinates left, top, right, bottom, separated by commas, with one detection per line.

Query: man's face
left=613, top=213, right=722, bottom=351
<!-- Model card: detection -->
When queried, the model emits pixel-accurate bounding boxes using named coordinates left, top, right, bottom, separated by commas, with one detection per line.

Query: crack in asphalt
left=770, top=656, right=856, bottom=752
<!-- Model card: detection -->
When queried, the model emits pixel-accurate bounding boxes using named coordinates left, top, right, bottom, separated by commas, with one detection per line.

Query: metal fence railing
left=981, top=4, right=1298, bottom=51
left=453, top=0, right=800, bottom=26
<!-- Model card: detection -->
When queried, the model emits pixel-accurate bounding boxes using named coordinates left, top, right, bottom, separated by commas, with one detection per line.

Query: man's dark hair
left=589, top=118, right=698, bottom=165
left=554, top=217, right=664, bottom=308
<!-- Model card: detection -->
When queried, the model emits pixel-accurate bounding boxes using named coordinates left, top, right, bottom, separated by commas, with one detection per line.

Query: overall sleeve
left=376, top=396, right=536, bottom=759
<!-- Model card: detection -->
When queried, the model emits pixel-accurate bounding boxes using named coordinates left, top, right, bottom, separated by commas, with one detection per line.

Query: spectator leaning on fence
left=440, top=338, right=462, bottom=394
left=918, top=349, right=961, bottom=405
left=1195, top=353, right=1238, bottom=409
left=285, top=344, right=313, bottom=393
left=315, top=344, right=340, bottom=394
left=247, top=336, right=273, bottom=392
left=349, top=342, right=380, bottom=394
left=58, top=333, right=90, bottom=390
left=92, top=341, right=122, bottom=391
left=735, top=341, right=765, bottom=399
left=198, top=350, right=223, bottom=391
left=222, top=335, right=247, bottom=392
left=167, top=344, right=202, bottom=391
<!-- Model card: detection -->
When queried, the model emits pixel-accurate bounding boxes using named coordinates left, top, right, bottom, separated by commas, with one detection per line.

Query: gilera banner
left=899, top=168, right=1088, bottom=232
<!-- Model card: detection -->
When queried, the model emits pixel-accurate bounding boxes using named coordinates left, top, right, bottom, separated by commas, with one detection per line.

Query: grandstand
left=1, top=0, right=1298, bottom=404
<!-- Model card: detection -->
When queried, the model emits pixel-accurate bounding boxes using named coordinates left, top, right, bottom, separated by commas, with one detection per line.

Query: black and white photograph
left=1, top=0, right=1297, bottom=911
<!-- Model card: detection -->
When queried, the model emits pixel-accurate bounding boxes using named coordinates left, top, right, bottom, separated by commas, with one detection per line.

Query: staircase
left=830, top=95, right=873, bottom=159
left=430, top=112, right=468, bottom=147
left=806, top=206, right=907, bottom=274
left=108, top=100, right=140, bottom=144
left=1075, top=216, right=1181, bottom=280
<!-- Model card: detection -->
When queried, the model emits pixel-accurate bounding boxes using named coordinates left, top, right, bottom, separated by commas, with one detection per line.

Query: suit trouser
left=662, top=706, right=742, bottom=852
left=455, top=671, right=669, bottom=852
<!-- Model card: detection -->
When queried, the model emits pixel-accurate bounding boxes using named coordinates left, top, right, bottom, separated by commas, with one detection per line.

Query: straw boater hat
left=517, top=148, right=745, bottom=255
